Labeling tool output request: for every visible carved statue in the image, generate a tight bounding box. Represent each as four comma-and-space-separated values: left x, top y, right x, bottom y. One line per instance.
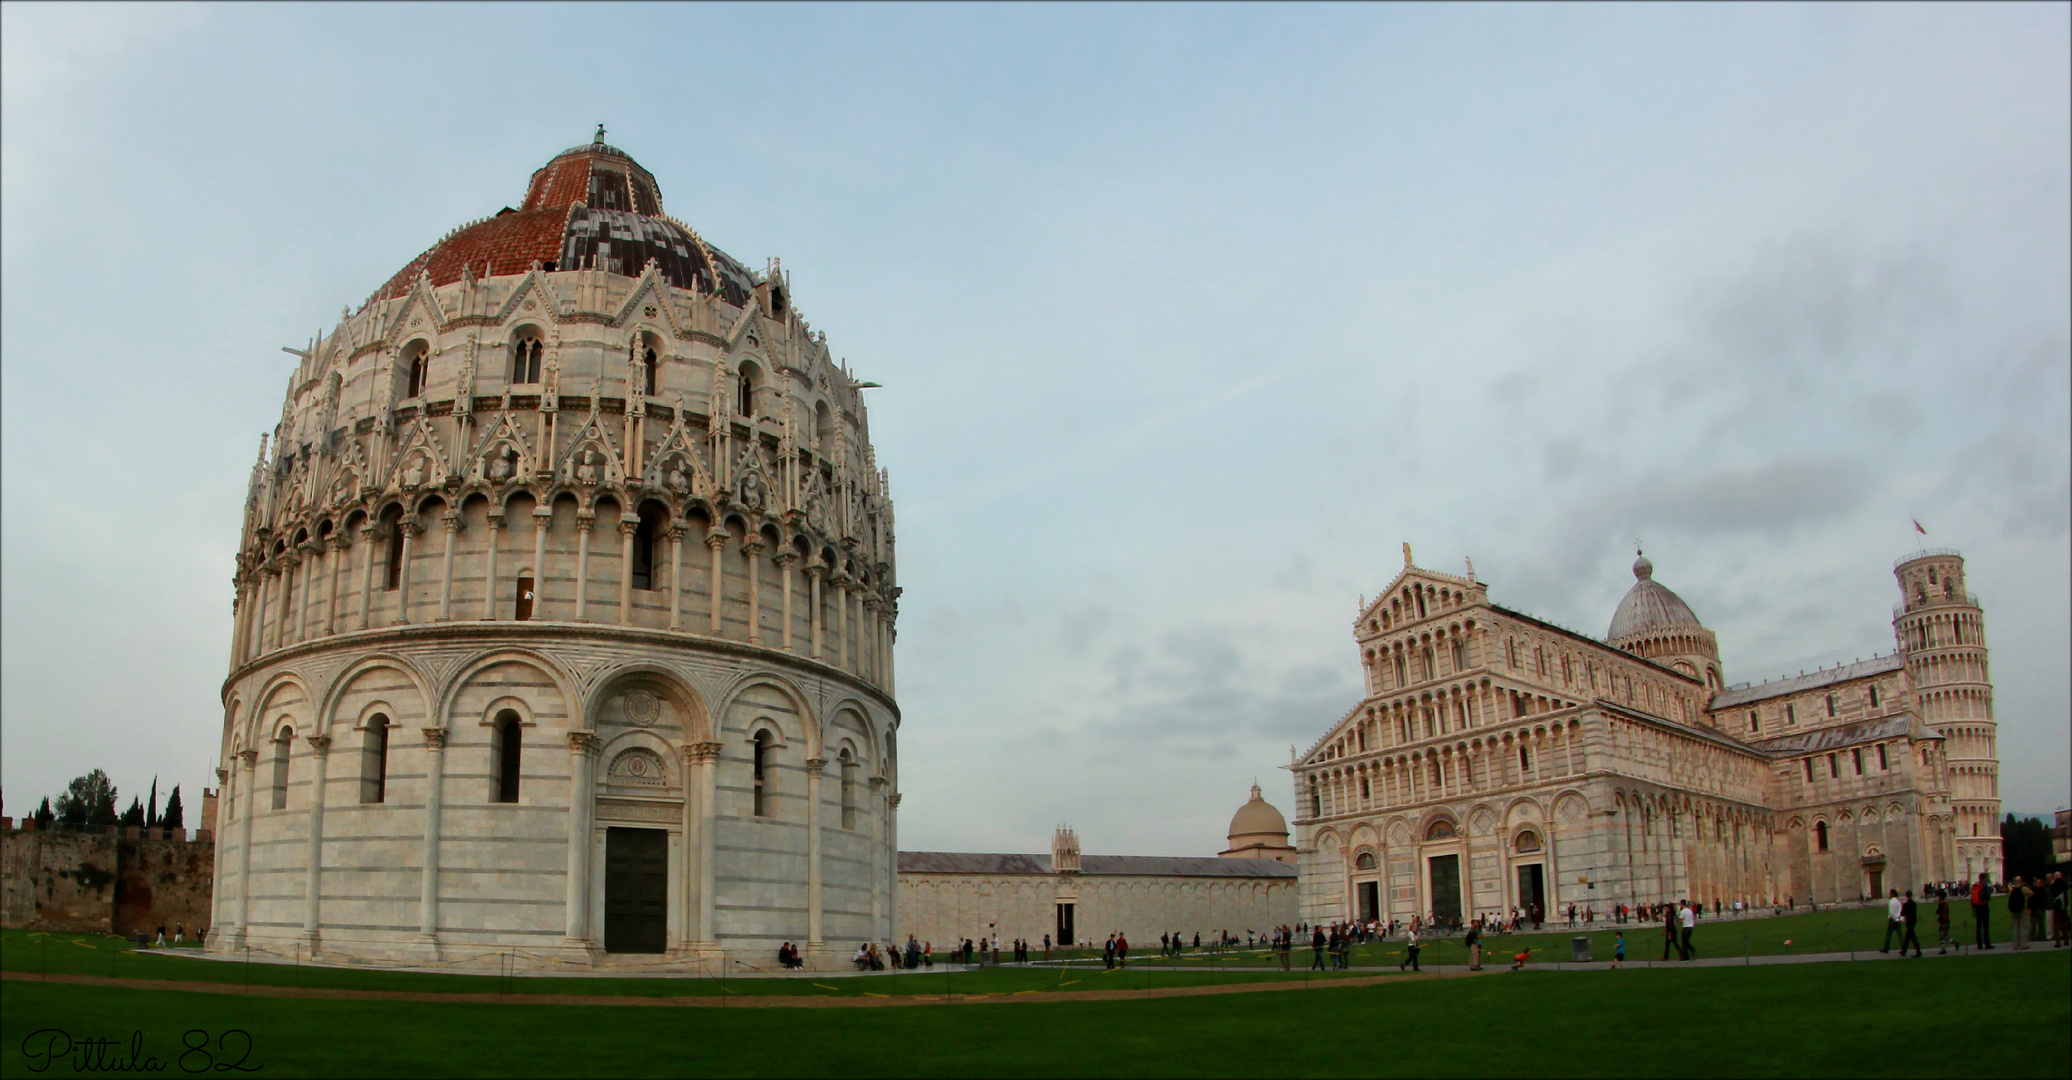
575, 449, 603, 486
664, 455, 694, 496
486, 448, 516, 484
401, 453, 429, 490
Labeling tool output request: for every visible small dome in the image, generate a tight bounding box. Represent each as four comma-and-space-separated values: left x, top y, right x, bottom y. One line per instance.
1607, 550, 1704, 642
1228, 784, 1289, 841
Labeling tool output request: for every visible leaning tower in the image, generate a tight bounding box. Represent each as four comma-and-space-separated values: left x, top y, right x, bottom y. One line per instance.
1892, 550, 2000, 883
211, 135, 902, 969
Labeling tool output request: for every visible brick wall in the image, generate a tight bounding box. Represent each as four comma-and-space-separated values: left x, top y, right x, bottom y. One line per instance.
0, 823, 214, 936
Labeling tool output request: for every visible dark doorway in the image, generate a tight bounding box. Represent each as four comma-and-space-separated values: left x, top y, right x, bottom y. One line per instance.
1429, 854, 1463, 926
1517, 863, 1546, 918
1867, 868, 1883, 899
604, 827, 667, 954
1358, 881, 1380, 923
1055, 902, 1075, 947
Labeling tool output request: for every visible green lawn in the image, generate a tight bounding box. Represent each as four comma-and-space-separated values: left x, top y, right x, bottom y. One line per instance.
3, 949, 2064, 1077
0, 928, 1360, 998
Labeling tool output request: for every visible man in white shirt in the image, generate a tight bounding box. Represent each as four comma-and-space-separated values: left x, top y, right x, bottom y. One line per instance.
1678, 900, 1697, 960
1882, 889, 1906, 951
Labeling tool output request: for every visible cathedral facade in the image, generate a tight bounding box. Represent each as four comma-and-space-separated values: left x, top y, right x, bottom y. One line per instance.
210, 136, 900, 969
1292, 547, 2000, 928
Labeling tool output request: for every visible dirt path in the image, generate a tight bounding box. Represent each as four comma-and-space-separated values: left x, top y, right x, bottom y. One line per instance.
2, 968, 1468, 1008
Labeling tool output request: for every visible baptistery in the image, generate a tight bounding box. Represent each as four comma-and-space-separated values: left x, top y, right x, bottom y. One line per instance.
210, 135, 900, 969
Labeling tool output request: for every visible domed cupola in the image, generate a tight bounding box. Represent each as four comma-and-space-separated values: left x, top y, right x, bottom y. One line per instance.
1221, 784, 1297, 864
364, 127, 757, 309
1607, 551, 1725, 695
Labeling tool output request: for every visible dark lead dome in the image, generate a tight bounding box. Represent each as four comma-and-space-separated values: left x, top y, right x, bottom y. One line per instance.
1607, 552, 1705, 641
364, 138, 756, 309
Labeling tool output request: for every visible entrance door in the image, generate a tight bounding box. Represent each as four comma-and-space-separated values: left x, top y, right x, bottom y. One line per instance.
1428, 854, 1463, 926
1867, 868, 1883, 899
1517, 863, 1546, 919
604, 827, 668, 954
1055, 903, 1075, 947
1358, 881, 1380, 923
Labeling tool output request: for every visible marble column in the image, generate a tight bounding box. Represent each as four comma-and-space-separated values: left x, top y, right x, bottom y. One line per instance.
530, 507, 551, 620
301, 734, 331, 948
693, 740, 722, 945
291, 547, 314, 642
744, 540, 765, 645
324, 533, 349, 636
678, 744, 700, 949
806, 757, 826, 949
256, 567, 275, 653
564, 731, 599, 947
358, 524, 380, 631
394, 521, 420, 625
706, 533, 726, 635
832, 578, 849, 672
617, 516, 638, 624
806, 565, 826, 660
436, 511, 461, 621
481, 512, 503, 619
574, 513, 594, 622
774, 552, 798, 652
667, 526, 686, 632
234, 749, 258, 947
886, 790, 901, 941
419, 727, 447, 950
868, 776, 888, 939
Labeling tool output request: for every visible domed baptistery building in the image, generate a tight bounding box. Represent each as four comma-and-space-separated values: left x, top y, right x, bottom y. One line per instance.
209, 135, 901, 969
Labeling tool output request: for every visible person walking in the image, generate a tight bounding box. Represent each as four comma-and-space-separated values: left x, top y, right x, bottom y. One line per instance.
1311, 926, 1329, 971
2029, 875, 2049, 944
1612, 931, 1626, 969
1899, 890, 1923, 958
1936, 890, 1952, 954
1102, 934, 1116, 969
1399, 928, 1421, 972
1678, 900, 1697, 960
1971, 874, 1994, 949
1465, 921, 1483, 971
1882, 889, 1905, 952
1116, 933, 1130, 968
2009, 877, 2030, 950
1662, 904, 1679, 961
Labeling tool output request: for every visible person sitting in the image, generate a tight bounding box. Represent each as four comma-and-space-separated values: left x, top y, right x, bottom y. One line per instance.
853, 944, 870, 970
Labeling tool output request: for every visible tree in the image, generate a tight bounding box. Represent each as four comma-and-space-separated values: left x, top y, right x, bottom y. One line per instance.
147, 777, 160, 828
33, 797, 55, 827
119, 797, 145, 827
2002, 814, 2056, 881
54, 770, 117, 828
162, 787, 184, 830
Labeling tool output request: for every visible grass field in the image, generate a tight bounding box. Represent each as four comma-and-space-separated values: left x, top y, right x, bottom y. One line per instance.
3, 949, 2065, 1077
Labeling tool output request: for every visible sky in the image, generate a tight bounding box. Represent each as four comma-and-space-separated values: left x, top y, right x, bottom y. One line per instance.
2, 3, 2066, 851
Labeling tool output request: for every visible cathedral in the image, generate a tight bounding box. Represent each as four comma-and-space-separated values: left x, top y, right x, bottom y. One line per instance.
1292, 546, 2001, 928
210, 135, 900, 969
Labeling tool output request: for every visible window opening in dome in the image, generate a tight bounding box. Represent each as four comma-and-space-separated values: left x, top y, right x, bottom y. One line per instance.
752, 730, 773, 817
271, 726, 294, 810
361, 716, 390, 804
494, 711, 522, 803
631, 503, 665, 590
381, 507, 405, 591
737, 368, 757, 418
641, 347, 658, 396
515, 574, 536, 621
402, 342, 430, 400
840, 748, 857, 830
511, 334, 543, 385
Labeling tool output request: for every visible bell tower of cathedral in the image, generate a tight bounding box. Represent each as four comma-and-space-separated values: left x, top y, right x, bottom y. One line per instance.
1893, 550, 2000, 882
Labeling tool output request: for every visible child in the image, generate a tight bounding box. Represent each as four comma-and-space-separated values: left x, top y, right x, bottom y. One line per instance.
1612, 932, 1625, 969
1511, 948, 1531, 971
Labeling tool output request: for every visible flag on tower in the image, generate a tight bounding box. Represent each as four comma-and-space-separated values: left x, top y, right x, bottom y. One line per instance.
1913, 518, 1927, 536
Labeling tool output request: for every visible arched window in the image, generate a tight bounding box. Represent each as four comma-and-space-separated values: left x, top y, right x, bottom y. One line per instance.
1421, 647, 1435, 680
752, 730, 773, 816
1359, 776, 1370, 799
1424, 819, 1455, 841
515, 573, 535, 620
493, 711, 522, 803
511, 334, 543, 384
1514, 830, 1542, 853
1415, 589, 1427, 619
361, 716, 390, 804
737, 369, 756, 417
1869, 684, 1880, 708
271, 726, 294, 810
839, 748, 858, 830
1451, 638, 1466, 670
631, 503, 665, 590
641, 347, 658, 396
404, 344, 429, 400
1393, 654, 1407, 686
381, 506, 405, 590
1815, 821, 1830, 852
1355, 852, 1377, 870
